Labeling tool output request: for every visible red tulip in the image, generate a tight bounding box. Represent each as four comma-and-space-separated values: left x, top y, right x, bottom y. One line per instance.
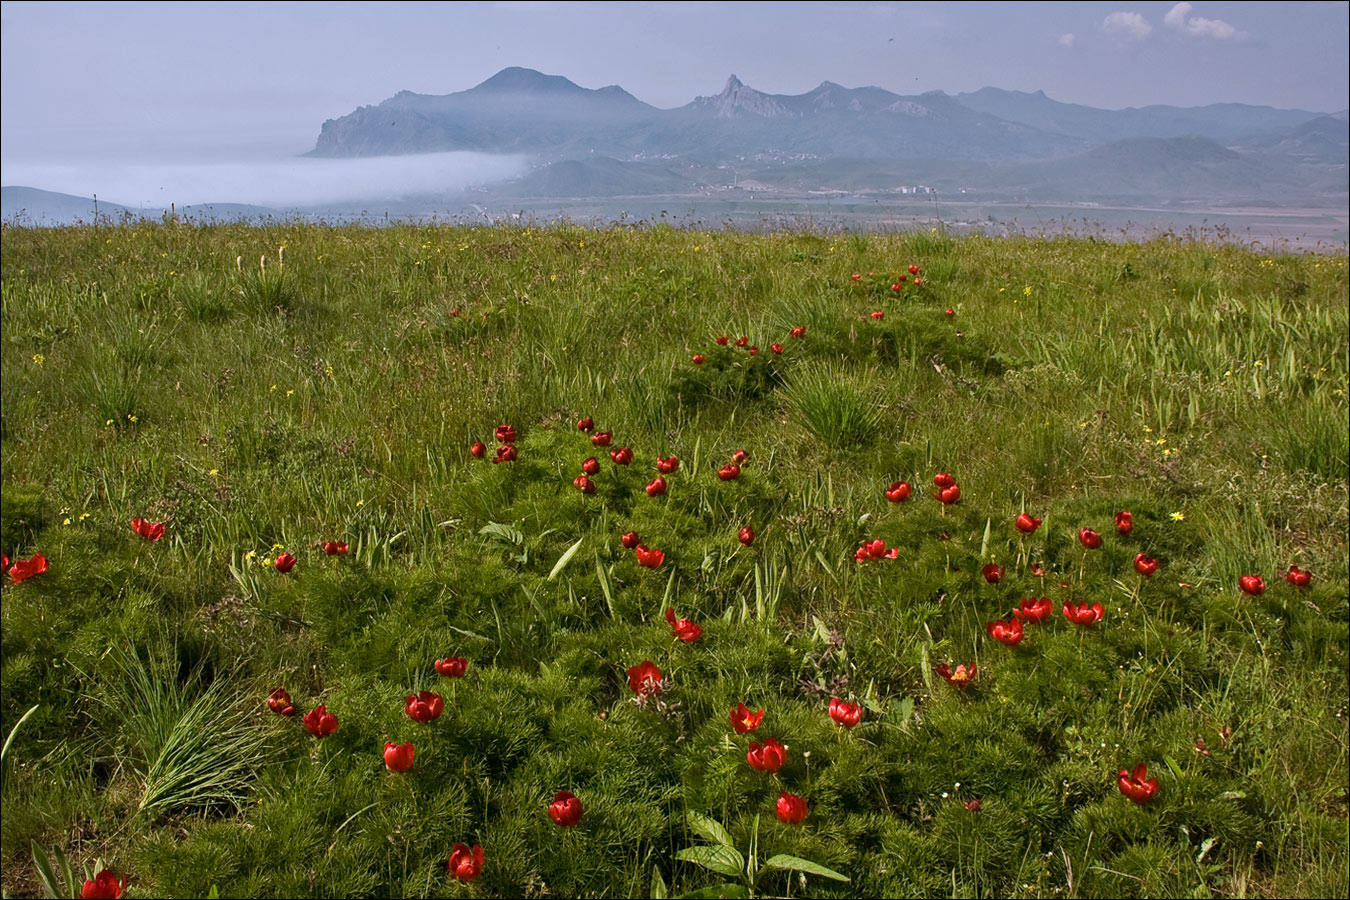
610, 447, 633, 466
405, 691, 444, 723
582, 456, 600, 475
933, 472, 955, 488
1062, 601, 1104, 626
738, 526, 755, 546
747, 737, 787, 773
1133, 553, 1159, 577
80, 870, 125, 900
776, 791, 807, 824
495, 424, 517, 444
548, 790, 583, 828
771, 342, 784, 354
790, 326, 805, 339
302, 704, 338, 737
716, 335, 730, 346
982, 563, 1005, 584
736, 336, 749, 347
1013, 597, 1054, 624
592, 431, 613, 447
732, 448, 750, 465
935, 662, 977, 687
717, 463, 741, 481
621, 531, 640, 550
435, 657, 468, 678
448, 844, 484, 883
577, 417, 594, 432
7, 552, 48, 584
665, 607, 703, 643
1015, 514, 1042, 534
886, 481, 912, 502
130, 517, 166, 541
1078, 529, 1103, 550
635, 545, 664, 569
1114, 511, 1133, 535
692, 354, 706, 365
470, 441, 487, 459
573, 474, 596, 494
267, 687, 296, 717
908, 264, 920, 275
384, 741, 415, 773
1117, 763, 1159, 805
1239, 575, 1265, 596
657, 455, 679, 474
987, 617, 1024, 646
493, 444, 517, 463
1284, 566, 1312, 588
646, 476, 667, 497
828, 697, 862, 729
627, 660, 662, 696
273, 552, 297, 573
935, 485, 961, 505
871, 309, 885, 319
730, 703, 764, 734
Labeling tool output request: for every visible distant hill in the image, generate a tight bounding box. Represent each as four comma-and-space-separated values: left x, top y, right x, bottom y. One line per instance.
1237, 116, 1349, 165
2, 186, 278, 226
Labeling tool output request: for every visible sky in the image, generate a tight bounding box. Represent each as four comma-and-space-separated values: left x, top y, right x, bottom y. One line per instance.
2, 0, 1347, 164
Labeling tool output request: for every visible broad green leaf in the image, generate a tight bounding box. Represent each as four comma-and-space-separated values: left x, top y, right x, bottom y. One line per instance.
677, 845, 745, 879
686, 811, 734, 847
1163, 755, 1184, 779
651, 866, 669, 899
548, 536, 584, 580
762, 853, 850, 882
677, 881, 751, 899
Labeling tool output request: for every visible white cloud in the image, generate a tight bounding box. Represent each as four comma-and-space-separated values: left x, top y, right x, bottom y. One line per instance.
1164, 2, 1246, 40
1102, 11, 1152, 40
1058, 33, 1076, 47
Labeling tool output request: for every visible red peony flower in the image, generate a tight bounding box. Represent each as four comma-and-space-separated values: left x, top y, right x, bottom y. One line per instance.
577, 417, 594, 432
776, 791, 807, 824
448, 844, 484, 883
738, 526, 755, 546
982, 563, 1005, 584
1284, 566, 1312, 588
8, 553, 48, 583
470, 441, 487, 459
935, 484, 961, 505
405, 691, 444, 723
1078, 528, 1103, 549
591, 431, 613, 447
1114, 511, 1133, 534
384, 741, 415, 773
747, 737, 787, 773
885, 481, 912, 502
908, 264, 920, 275
935, 662, 977, 687
548, 790, 583, 828
692, 354, 706, 365
987, 617, 1024, 646
717, 463, 741, 481
1015, 513, 1042, 534
1117, 763, 1159, 805
665, 607, 703, 643
495, 424, 517, 444
1239, 575, 1265, 596
646, 476, 667, 497
1062, 601, 1104, 626
582, 456, 600, 475
302, 704, 338, 737
730, 703, 764, 734
871, 309, 885, 319
130, 517, 165, 541
656, 455, 679, 474
435, 657, 468, 678
771, 342, 784, 354
635, 545, 664, 569
716, 336, 730, 345
790, 327, 805, 339
621, 531, 641, 550
609, 446, 633, 466
828, 697, 862, 729
267, 687, 296, 717
1013, 597, 1054, 624
273, 552, 297, 573
627, 660, 662, 696
493, 444, 517, 463
1133, 553, 1159, 577
322, 540, 349, 556
732, 448, 750, 465
573, 474, 596, 494
80, 870, 125, 900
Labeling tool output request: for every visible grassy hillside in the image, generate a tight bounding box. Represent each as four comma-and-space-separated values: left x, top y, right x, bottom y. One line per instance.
1, 222, 1346, 898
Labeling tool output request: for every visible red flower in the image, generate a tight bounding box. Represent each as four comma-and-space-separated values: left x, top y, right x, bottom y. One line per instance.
1013, 597, 1054, 624
1114, 511, 1133, 534
323, 539, 349, 557
435, 657, 468, 678
1239, 575, 1265, 596
1133, 553, 1159, 577
692, 354, 706, 365
771, 342, 784, 354
627, 660, 662, 696
913, 277, 924, 286
80, 870, 125, 900
748, 346, 759, 356
776, 791, 808, 824
935, 485, 961, 505
885, 481, 912, 502
908, 264, 920, 275
717, 464, 741, 481
493, 444, 517, 464
495, 424, 517, 444
448, 844, 484, 883
302, 704, 338, 737
828, 697, 862, 729
736, 336, 749, 347
665, 607, 703, 642
273, 552, 297, 573
1015, 514, 1042, 534
737, 526, 755, 546
964, 799, 981, 812
871, 309, 885, 319
730, 703, 764, 734
635, 545, 664, 569
657, 455, 679, 474
945, 307, 954, 316
732, 449, 750, 465
789, 326, 805, 339
646, 476, 667, 497
1078, 528, 1103, 550
592, 431, 613, 447
470, 441, 486, 459
130, 517, 165, 541
889, 284, 903, 293
384, 741, 415, 773
548, 790, 583, 828
573, 474, 596, 494
1284, 566, 1312, 588
610, 447, 633, 466
987, 617, 1024, 646
1031, 561, 1046, 577
405, 691, 444, 723
851, 273, 862, 281
621, 531, 641, 549
582, 456, 600, 475
716, 335, 730, 345
1062, 601, 1104, 626
854, 539, 888, 562
8, 552, 48, 584
577, 417, 594, 432
935, 662, 977, 687
1117, 763, 1159, 805
1, 553, 7, 572
747, 738, 787, 773
982, 563, 1005, 584
266, 687, 296, 717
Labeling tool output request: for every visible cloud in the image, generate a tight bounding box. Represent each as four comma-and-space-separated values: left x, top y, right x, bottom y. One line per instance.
1163, 2, 1246, 40
1102, 11, 1152, 40
1058, 33, 1076, 47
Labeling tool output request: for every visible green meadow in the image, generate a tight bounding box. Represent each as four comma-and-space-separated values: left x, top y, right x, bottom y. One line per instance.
1, 222, 1346, 898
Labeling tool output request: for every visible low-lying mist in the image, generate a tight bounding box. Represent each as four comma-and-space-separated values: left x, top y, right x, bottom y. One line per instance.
1, 151, 527, 210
